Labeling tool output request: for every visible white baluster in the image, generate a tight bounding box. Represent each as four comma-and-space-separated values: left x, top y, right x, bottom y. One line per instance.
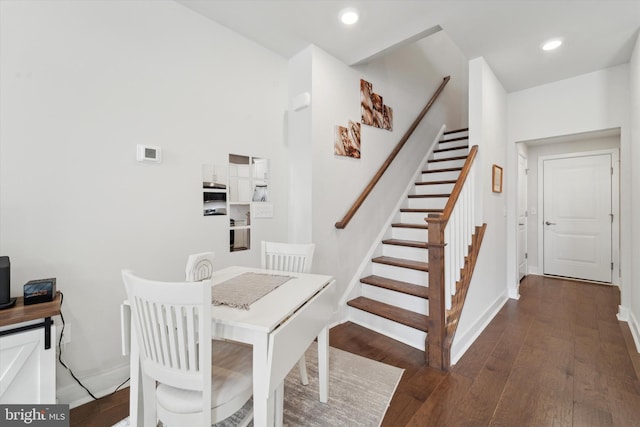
444, 225, 452, 310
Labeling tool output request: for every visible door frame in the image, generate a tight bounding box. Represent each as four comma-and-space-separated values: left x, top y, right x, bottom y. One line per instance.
536, 148, 619, 284
517, 150, 528, 281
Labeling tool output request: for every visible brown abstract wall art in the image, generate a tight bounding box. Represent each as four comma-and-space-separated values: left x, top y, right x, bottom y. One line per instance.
360, 79, 393, 131
334, 120, 361, 158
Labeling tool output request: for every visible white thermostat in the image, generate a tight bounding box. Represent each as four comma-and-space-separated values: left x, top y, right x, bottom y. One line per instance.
137, 144, 162, 163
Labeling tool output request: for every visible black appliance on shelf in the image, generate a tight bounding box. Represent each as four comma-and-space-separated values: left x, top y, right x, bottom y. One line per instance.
0, 256, 16, 309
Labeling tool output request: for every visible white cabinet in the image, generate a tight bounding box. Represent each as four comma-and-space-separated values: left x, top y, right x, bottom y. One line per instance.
228, 164, 252, 203
0, 295, 60, 404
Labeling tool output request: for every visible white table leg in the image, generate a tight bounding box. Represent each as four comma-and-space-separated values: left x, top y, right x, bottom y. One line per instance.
274, 381, 284, 427
298, 356, 309, 385
252, 335, 274, 427
317, 327, 329, 403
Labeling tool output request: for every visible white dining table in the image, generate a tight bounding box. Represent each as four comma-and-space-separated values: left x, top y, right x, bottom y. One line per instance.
122, 266, 337, 427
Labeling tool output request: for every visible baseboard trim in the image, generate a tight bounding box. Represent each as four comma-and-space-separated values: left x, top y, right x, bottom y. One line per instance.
630, 312, 640, 353
57, 363, 130, 408
449, 293, 509, 365
347, 308, 426, 351
619, 306, 640, 353
618, 305, 630, 321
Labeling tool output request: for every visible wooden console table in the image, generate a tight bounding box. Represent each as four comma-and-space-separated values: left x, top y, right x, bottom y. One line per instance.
0, 292, 61, 403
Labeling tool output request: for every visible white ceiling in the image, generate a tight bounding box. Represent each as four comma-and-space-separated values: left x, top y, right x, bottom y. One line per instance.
176, 0, 639, 92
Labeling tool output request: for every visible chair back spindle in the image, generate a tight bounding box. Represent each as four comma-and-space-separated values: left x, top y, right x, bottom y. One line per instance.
261, 241, 315, 273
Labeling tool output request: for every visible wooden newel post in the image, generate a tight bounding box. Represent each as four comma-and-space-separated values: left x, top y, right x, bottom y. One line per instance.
426, 214, 447, 370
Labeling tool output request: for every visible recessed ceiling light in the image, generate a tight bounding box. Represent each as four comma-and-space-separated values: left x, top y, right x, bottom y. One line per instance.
541, 38, 563, 51
339, 8, 359, 25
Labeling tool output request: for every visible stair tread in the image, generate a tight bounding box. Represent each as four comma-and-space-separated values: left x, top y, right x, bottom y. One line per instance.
428, 155, 468, 163
360, 275, 429, 299
423, 167, 463, 174
434, 145, 469, 153
415, 180, 457, 185
440, 135, 469, 143
382, 238, 428, 249
408, 193, 450, 198
391, 222, 429, 229
400, 208, 443, 213
372, 256, 429, 272
347, 296, 429, 332
443, 127, 468, 135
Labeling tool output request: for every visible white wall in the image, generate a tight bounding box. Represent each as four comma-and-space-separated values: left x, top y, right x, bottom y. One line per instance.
509, 65, 630, 142
629, 31, 640, 350
286, 30, 468, 307
287, 48, 313, 243
450, 57, 509, 363
507, 64, 632, 317
0, 0, 289, 404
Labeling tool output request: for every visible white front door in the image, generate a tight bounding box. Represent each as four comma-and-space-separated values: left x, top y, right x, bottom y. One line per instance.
517, 152, 528, 281
543, 154, 612, 282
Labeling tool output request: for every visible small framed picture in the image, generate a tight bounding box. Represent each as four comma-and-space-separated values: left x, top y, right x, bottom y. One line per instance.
492, 164, 503, 193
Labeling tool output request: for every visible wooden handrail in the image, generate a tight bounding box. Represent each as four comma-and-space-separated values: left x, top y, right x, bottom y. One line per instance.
440, 145, 478, 221
335, 76, 451, 229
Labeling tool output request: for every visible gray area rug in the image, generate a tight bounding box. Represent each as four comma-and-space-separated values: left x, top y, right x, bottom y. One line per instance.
113, 343, 403, 427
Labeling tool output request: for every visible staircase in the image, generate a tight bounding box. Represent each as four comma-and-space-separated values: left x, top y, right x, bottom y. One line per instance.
346, 128, 470, 352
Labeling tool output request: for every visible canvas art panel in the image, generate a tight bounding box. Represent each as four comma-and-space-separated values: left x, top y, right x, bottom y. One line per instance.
360, 79, 393, 132
334, 121, 361, 158
371, 93, 384, 128
360, 79, 374, 126
383, 105, 393, 131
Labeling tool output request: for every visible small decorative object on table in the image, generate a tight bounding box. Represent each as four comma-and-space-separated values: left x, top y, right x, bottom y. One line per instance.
23, 278, 57, 305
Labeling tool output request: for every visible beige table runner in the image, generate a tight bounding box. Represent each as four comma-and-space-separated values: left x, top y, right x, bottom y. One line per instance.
212, 272, 293, 310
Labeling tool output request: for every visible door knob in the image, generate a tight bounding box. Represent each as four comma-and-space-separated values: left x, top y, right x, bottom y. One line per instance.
545, 221, 556, 225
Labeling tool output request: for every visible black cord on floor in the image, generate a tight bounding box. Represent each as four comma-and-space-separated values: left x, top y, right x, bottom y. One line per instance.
57, 291, 130, 400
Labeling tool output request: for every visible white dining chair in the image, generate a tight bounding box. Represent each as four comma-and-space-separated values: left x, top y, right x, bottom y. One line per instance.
261, 241, 316, 385
122, 270, 253, 427
185, 252, 215, 282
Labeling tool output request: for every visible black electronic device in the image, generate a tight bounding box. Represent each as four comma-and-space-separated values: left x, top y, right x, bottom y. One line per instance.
0, 256, 16, 309
23, 278, 56, 305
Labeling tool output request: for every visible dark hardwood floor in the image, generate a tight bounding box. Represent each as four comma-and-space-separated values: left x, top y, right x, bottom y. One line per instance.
71, 275, 640, 427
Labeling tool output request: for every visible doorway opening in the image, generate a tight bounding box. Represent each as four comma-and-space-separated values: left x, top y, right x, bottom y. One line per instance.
516, 128, 620, 285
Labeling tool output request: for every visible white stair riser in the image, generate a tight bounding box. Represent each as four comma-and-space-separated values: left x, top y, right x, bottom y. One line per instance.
361, 284, 429, 315
428, 158, 466, 169
442, 131, 468, 140
433, 148, 468, 160
439, 140, 468, 150
348, 308, 426, 351
392, 227, 428, 241
421, 170, 460, 181
414, 183, 455, 195
382, 244, 428, 262
406, 197, 448, 210
372, 263, 428, 286
400, 211, 437, 224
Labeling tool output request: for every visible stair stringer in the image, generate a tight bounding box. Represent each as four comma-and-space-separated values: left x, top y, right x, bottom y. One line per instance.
334, 125, 446, 324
